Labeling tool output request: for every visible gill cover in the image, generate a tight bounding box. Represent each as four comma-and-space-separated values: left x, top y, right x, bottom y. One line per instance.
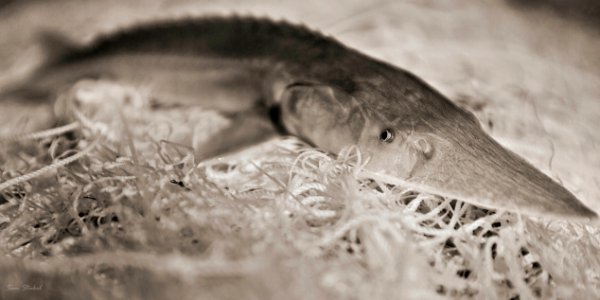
278, 82, 365, 153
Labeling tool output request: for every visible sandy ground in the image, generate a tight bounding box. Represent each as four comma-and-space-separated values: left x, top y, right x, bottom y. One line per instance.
1, 0, 598, 212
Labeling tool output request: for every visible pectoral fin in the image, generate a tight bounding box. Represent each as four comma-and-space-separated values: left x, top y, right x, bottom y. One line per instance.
194, 109, 278, 160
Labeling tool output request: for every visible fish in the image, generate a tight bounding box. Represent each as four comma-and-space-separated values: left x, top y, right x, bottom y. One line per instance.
1, 16, 596, 220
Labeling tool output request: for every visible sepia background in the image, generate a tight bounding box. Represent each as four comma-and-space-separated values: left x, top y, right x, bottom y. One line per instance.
0, 0, 599, 299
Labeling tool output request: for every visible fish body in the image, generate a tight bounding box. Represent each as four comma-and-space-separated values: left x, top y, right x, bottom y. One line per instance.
2, 16, 596, 219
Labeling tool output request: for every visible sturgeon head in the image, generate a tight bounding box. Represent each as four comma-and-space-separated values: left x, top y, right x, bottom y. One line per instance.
278, 57, 597, 220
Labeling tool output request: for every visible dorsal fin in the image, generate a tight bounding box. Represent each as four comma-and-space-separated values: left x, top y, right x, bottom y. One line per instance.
37, 30, 79, 63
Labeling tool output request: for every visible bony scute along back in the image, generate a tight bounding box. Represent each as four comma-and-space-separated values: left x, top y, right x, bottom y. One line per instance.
1, 16, 596, 220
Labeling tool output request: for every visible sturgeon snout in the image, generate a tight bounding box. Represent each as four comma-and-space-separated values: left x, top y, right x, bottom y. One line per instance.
280, 75, 598, 220
366, 126, 598, 219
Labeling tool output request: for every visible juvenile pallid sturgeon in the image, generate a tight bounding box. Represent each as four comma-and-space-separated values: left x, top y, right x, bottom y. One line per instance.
2, 16, 596, 220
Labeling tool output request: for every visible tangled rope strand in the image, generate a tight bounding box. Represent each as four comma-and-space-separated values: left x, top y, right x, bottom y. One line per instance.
0, 121, 80, 143
0, 89, 113, 192
0, 139, 98, 192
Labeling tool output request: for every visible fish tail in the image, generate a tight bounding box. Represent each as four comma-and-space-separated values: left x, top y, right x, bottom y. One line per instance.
1, 28, 78, 101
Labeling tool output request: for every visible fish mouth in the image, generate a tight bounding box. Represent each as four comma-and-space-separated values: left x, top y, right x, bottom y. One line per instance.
370, 128, 598, 220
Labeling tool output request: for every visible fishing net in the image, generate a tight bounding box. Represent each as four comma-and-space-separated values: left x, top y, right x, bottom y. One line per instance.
1, 80, 598, 300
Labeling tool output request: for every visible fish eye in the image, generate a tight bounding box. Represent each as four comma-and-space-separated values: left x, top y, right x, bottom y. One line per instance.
379, 129, 394, 143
